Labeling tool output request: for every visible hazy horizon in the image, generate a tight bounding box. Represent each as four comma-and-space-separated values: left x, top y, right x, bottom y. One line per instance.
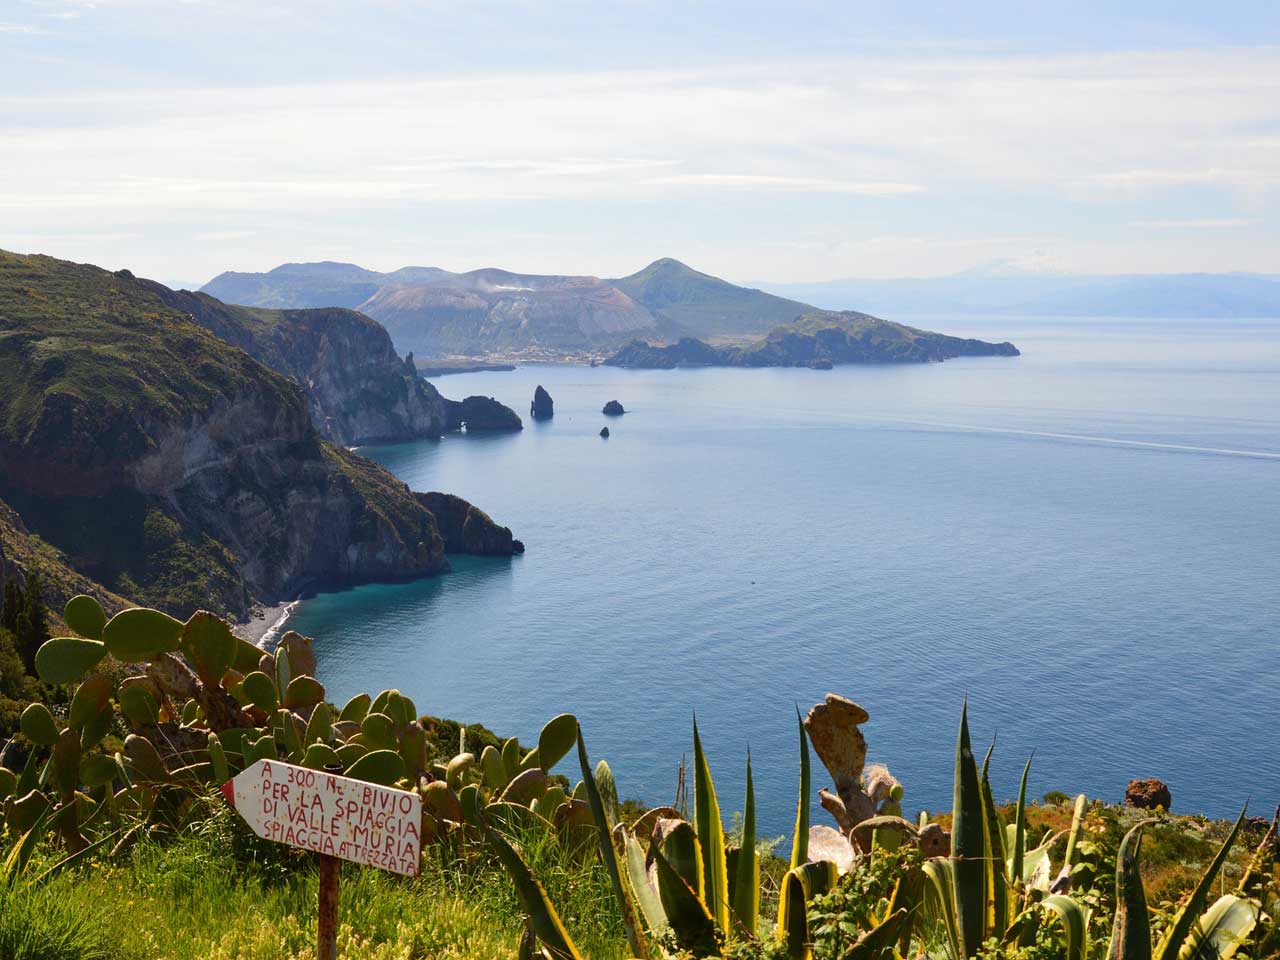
4, 1, 1280, 284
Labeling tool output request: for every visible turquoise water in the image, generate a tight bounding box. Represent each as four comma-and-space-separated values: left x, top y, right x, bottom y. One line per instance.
290, 318, 1280, 834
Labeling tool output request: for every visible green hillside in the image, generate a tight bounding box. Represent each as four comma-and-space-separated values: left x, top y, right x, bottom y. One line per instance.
0, 250, 451, 618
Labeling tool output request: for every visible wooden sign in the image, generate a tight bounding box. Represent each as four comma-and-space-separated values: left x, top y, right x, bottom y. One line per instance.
222, 758, 422, 877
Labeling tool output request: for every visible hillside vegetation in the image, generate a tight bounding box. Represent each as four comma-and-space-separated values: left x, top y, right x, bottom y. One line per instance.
0, 250, 517, 620
1, 597, 1275, 960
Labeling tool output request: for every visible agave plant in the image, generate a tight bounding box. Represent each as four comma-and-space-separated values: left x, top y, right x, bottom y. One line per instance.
482, 702, 923, 960
920, 702, 1097, 960
1108, 809, 1259, 960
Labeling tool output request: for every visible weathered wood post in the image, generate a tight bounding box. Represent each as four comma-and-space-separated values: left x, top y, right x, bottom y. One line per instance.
318, 850, 340, 960
317, 762, 343, 960
221, 758, 423, 960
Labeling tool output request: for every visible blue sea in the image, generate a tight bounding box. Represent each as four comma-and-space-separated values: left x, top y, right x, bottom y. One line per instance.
288, 318, 1280, 835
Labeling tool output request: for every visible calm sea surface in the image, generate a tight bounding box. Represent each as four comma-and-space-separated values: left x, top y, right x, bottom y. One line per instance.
289, 318, 1280, 835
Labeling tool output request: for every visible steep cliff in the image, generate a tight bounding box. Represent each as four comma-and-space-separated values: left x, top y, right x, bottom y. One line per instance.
0, 250, 454, 619
413, 493, 524, 556
143, 285, 452, 446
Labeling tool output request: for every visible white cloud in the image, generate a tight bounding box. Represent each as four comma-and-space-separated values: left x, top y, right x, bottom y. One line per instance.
2, 45, 1278, 277
1130, 218, 1257, 228
643, 174, 924, 195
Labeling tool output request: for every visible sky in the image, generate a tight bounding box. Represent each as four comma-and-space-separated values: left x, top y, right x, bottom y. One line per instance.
2, 1, 1279, 285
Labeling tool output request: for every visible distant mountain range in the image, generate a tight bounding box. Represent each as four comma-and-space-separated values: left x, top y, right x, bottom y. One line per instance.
202, 257, 1280, 360
201, 258, 816, 357
753, 268, 1280, 319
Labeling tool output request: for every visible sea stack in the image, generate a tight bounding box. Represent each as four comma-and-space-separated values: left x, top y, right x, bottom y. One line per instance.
600, 426, 610, 438
602, 400, 625, 416
531, 385, 554, 420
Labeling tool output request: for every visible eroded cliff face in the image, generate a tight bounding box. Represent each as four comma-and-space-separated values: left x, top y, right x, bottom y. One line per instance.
125, 385, 449, 610
148, 286, 451, 446
413, 492, 524, 556
0, 251, 451, 619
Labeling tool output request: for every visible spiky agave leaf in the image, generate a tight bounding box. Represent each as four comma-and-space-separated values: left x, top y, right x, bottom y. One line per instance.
981, 740, 1010, 937
843, 908, 910, 960
620, 825, 668, 934
1108, 820, 1157, 960
923, 856, 962, 960
1153, 807, 1248, 960
482, 819, 585, 960
1010, 752, 1034, 895
652, 840, 720, 957
791, 706, 811, 870
1039, 894, 1090, 960
1177, 894, 1258, 960
952, 700, 988, 959
691, 716, 729, 932
778, 868, 810, 960
576, 727, 648, 959
730, 752, 759, 938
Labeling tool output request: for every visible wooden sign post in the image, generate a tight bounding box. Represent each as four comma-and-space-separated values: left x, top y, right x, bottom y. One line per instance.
222, 759, 422, 960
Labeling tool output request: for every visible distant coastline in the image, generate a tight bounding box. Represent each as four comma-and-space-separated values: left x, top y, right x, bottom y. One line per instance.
416, 360, 518, 377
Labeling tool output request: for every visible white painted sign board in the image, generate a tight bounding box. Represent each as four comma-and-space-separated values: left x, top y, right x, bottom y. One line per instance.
222, 758, 422, 877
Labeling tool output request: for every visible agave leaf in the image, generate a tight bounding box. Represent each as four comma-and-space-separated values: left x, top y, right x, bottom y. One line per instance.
652, 840, 720, 957
843, 907, 909, 960
981, 741, 1010, 937
482, 818, 585, 960
1064, 794, 1087, 868
1022, 829, 1063, 891
691, 716, 729, 932
1109, 820, 1157, 960
1053, 793, 1088, 892
661, 820, 706, 899
923, 856, 962, 960
791, 706, 811, 869
730, 752, 759, 938
622, 825, 668, 934
1153, 808, 1247, 960
886, 867, 924, 953
1177, 894, 1258, 960
1010, 753, 1033, 893
780, 869, 810, 960
1040, 894, 1091, 960
576, 727, 648, 959
952, 700, 988, 959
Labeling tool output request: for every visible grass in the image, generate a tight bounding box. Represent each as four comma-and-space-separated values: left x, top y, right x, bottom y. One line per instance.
1, 796, 628, 960
5, 797, 1266, 960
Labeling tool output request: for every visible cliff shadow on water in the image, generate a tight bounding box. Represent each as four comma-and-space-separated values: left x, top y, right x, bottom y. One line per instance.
289, 554, 519, 668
